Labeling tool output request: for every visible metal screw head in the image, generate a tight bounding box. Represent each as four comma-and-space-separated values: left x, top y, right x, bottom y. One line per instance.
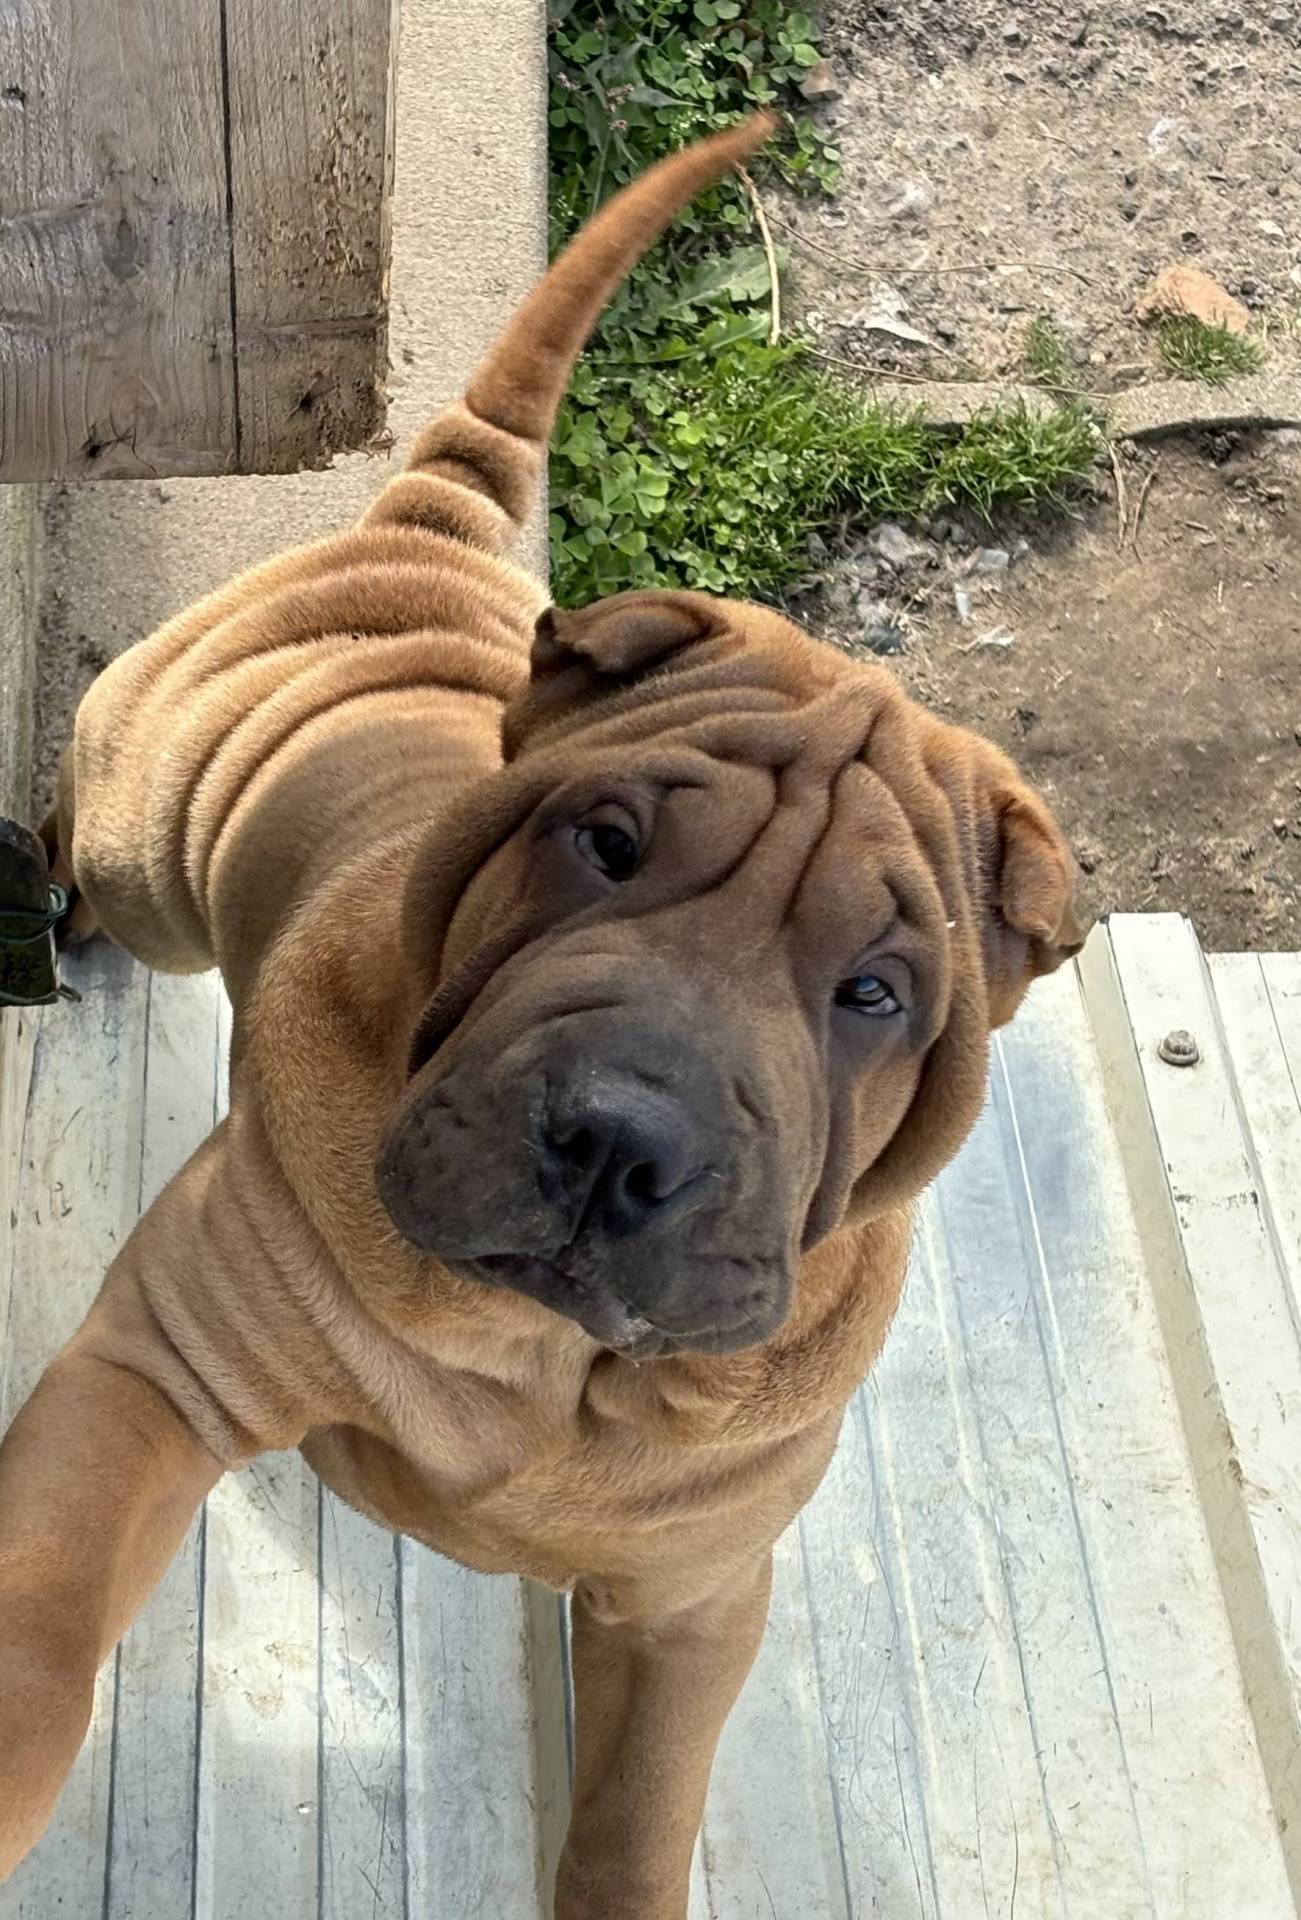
1158, 1029, 1200, 1067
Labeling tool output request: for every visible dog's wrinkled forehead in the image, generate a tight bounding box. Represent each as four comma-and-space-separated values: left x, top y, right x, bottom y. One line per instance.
500, 582, 1081, 990
503, 590, 871, 766
503, 594, 979, 932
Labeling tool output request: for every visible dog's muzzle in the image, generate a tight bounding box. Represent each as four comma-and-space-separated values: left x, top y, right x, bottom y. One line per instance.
375, 1013, 792, 1355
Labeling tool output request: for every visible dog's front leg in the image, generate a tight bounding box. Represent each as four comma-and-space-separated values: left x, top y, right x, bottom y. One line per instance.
0, 1331, 223, 1879
555, 1552, 772, 1920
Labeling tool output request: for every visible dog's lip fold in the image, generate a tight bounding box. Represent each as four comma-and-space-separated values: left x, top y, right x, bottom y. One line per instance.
471, 1252, 674, 1356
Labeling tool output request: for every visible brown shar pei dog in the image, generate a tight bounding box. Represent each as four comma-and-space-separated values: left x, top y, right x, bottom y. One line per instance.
0, 115, 1083, 1913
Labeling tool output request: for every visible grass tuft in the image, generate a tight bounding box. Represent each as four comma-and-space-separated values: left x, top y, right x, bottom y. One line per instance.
1024, 313, 1072, 390
1157, 316, 1263, 387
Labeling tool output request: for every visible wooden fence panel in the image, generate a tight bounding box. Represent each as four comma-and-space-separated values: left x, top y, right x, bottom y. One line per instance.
0, 0, 395, 481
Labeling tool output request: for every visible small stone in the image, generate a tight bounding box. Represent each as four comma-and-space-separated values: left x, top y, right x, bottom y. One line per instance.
1002, 19, 1027, 44
1123, 168, 1139, 187
974, 546, 1011, 573
1012, 536, 1032, 560
1136, 263, 1253, 333
869, 521, 930, 567
867, 624, 907, 657
798, 58, 843, 102
1273, 817, 1289, 836
953, 584, 973, 623
1270, 6, 1297, 28
881, 177, 934, 222
1120, 201, 1140, 222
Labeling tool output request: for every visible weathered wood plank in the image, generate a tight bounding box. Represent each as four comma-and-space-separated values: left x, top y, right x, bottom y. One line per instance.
0, 0, 234, 480
1082, 915, 1301, 1902
107, 970, 225, 1919
0, 0, 395, 482
1210, 952, 1301, 1333
1261, 954, 1301, 1092
400, 1542, 549, 1917
691, 1521, 848, 1920
0, 942, 149, 1917
526, 1581, 574, 1905
318, 1496, 405, 1919
193, 1453, 322, 1920
0, 1008, 37, 1338
223, 0, 396, 472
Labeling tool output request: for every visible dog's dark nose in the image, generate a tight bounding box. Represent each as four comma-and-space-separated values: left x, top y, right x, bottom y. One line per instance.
539, 1070, 709, 1237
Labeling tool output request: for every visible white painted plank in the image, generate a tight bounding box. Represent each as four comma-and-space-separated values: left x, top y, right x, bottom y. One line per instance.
1210, 952, 1301, 1334
193, 1452, 321, 1920
1261, 954, 1301, 1091
108, 970, 225, 1918
1088, 915, 1301, 1890
525, 1580, 572, 1903
401, 1540, 547, 1918
0, 942, 148, 1919
0, 1006, 37, 1351
695, 1524, 849, 1920
319, 1494, 405, 1919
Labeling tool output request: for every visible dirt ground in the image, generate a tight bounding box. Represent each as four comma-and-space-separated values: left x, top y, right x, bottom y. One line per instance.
788, 0, 1301, 947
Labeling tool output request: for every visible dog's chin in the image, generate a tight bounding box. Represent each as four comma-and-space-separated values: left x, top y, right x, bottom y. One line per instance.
461, 1252, 767, 1359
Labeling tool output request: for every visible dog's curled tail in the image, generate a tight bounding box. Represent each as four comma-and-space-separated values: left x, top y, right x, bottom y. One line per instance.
363, 113, 775, 555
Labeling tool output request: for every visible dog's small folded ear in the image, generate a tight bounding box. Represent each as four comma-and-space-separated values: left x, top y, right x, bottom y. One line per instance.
504, 589, 721, 757
985, 782, 1089, 1022
533, 590, 718, 677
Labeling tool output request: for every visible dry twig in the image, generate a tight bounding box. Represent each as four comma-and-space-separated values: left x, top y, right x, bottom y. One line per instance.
805, 346, 949, 386
737, 165, 781, 346
769, 216, 1095, 286
1130, 467, 1157, 556
1109, 444, 1131, 550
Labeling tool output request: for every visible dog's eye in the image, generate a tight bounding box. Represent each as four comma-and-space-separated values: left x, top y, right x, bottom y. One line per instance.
835, 973, 902, 1017
575, 822, 639, 882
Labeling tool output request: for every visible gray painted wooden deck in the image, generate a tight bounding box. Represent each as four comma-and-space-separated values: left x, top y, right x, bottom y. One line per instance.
1, 916, 1297, 1917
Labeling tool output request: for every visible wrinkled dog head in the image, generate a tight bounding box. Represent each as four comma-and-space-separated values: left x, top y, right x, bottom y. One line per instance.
376, 590, 1085, 1357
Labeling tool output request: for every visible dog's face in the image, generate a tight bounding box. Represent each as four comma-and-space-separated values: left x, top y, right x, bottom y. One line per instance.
376, 591, 1084, 1358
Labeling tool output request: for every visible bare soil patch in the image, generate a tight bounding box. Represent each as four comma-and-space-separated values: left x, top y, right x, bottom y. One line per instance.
794, 0, 1301, 947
